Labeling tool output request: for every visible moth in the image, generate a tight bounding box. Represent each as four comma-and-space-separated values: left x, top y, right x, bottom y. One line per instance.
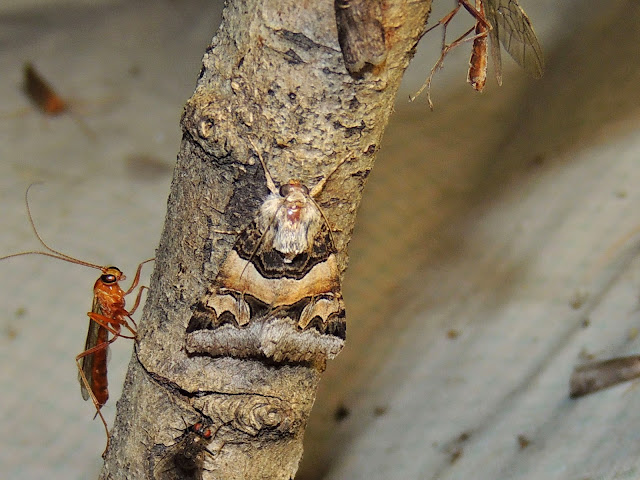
186, 143, 349, 365
414, 0, 544, 108
334, 0, 387, 77
152, 418, 216, 480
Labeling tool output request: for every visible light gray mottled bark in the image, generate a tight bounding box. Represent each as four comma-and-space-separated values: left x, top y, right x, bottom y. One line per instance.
100, 1, 431, 478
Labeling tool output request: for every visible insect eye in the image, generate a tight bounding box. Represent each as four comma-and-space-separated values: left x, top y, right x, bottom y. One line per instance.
203, 428, 213, 439
101, 274, 117, 284
279, 184, 293, 196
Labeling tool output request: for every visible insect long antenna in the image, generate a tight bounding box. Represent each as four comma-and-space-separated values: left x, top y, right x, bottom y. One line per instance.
0, 183, 104, 271
307, 153, 351, 248
310, 197, 338, 250
309, 154, 351, 198
0, 250, 98, 265
248, 138, 278, 194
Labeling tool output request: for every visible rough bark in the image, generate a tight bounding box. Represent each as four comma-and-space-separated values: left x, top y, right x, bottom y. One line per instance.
100, 0, 431, 478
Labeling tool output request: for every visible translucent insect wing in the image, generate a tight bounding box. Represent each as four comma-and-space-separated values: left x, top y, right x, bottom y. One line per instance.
78, 295, 105, 401
483, 0, 503, 85
488, 0, 544, 79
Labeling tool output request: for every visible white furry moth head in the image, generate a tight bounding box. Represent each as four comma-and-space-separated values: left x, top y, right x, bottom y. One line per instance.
258, 180, 324, 262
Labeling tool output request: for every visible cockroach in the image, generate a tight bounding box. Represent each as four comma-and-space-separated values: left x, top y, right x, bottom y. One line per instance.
570, 355, 640, 398
0, 184, 153, 451
22, 63, 96, 139
153, 418, 218, 480
413, 0, 544, 108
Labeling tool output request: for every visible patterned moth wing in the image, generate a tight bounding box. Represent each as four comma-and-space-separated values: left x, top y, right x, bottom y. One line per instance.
186, 146, 348, 364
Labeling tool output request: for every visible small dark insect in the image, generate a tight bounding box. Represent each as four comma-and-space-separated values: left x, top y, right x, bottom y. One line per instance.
517, 434, 531, 450
23, 63, 67, 115
0, 184, 153, 451
570, 355, 640, 398
22, 63, 96, 139
413, 0, 544, 108
334, 404, 351, 422
443, 431, 471, 464
447, 328, 461, 339
372, 405, 388, 417
449, 447, 463, 464
153, 419, 217, 480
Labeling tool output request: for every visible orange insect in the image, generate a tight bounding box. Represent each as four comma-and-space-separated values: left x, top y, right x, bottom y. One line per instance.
23, 63, 67, 115
0, 184, 153, 451
22, 63, 96, 139
467, 0, 490, 91
413, 0, 544, 108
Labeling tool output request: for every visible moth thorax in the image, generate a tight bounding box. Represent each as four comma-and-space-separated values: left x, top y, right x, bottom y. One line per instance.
260, 191, 322, 259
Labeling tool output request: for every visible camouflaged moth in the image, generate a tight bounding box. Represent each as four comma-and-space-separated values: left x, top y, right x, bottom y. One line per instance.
186, 143, 349, 365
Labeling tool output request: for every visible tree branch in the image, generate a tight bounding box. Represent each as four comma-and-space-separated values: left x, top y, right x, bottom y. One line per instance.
100, 0, 431, 478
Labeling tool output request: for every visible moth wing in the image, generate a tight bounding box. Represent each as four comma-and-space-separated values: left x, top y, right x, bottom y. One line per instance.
187, 288, 251, 332
299, 294, 346, 333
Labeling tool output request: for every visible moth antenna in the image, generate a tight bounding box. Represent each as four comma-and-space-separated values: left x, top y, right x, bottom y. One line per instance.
307, 153, 351, 249
248, 138, 278, 194
309, 154, 351, 198
309, 197, 337, 252
0, 183, 104, 271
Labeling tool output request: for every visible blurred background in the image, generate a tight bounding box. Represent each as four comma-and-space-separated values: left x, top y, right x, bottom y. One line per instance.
1, 1, 640, 479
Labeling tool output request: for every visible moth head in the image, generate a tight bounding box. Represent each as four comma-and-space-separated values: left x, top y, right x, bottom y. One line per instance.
279, 180, 309, 197
259, 180, 323, 258
279, 181, 311, 224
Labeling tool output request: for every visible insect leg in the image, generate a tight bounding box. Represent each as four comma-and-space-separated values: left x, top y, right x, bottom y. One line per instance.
75, 339, 116, 454
87, 312, 137, 339
123, 257, 155, 296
